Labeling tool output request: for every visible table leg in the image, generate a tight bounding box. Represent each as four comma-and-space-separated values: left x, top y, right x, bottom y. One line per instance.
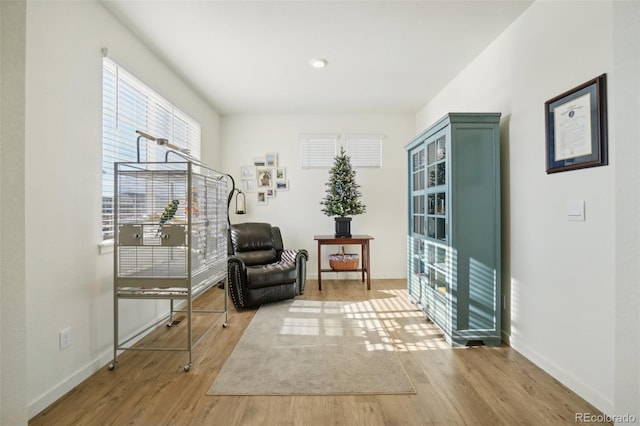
365, 241, 371, 290
317, 240, 322, 291
360, 243, 365, 283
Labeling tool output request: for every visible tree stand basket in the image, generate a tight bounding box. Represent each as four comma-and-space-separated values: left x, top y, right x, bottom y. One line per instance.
329, 246, 359, 271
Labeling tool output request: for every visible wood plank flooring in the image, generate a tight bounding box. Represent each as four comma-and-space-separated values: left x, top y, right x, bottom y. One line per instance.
30, 279, 610, 425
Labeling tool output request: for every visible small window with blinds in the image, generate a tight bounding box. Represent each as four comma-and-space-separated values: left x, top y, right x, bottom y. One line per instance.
300, 134, 338, 169
346, 134, 384, 168
102, 57, 201, 241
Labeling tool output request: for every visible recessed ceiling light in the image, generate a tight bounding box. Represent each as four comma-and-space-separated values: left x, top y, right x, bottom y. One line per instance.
310, 58, 328, 69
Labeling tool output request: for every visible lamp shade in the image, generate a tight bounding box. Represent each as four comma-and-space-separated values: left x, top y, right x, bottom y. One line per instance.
235, 191, 246, 214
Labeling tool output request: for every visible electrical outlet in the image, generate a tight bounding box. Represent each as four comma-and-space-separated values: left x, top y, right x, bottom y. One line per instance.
59, 327, 71, 350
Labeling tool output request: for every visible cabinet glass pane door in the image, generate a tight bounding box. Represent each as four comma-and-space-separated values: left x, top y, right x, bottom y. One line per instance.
423, 133, 449, 297
412, 149, 425, 191
412, 237, 424, 275
426, 134, 447, 242
407, 236, 424, 303
413, 195, 424, 234
411, 148, 426, 235
425, 242, 450, 294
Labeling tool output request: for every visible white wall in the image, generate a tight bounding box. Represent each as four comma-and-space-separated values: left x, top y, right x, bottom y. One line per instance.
416, 0, 634, 416
24, 0, 221, 418
222, 114, 414, 279
1, 1, 28, 424
612, 0, 640, 419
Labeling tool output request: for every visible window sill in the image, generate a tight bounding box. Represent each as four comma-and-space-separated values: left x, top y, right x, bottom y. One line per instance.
98, 239, 114, 255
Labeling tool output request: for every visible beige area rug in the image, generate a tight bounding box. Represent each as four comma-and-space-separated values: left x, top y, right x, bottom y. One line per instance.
208, 299, 416, 395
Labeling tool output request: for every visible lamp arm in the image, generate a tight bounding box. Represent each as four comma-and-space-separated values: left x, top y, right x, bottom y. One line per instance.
226, 174, 236, 226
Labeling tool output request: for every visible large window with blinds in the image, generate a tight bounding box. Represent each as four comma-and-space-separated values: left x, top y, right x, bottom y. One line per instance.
102, 57, 201, 240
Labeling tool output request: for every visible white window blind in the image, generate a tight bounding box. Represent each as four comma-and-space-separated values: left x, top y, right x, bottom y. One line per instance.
346, 134, 384, 168
102, 57, 201, 240
300, 134, 338, 169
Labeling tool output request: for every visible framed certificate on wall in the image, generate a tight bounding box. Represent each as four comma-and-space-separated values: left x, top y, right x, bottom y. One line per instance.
545, 74, 608, 174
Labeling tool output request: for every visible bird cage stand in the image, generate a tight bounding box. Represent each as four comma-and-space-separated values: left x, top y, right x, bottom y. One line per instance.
109, 158, 229, 372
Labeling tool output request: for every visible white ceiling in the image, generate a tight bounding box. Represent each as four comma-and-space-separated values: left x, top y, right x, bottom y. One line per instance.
102, 0, 533, 115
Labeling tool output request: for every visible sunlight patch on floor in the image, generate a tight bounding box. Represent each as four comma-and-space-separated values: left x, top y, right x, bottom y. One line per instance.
278, 288, 450, 351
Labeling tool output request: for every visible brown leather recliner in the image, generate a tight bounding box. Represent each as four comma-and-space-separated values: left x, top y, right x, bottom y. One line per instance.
227, 222, 308, 309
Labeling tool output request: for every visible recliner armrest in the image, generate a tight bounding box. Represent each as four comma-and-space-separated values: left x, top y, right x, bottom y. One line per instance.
227, 256, 248, 284
227, 255, 249, 308
280, 248, 309, 264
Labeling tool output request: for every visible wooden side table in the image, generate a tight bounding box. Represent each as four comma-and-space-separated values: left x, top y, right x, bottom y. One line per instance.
314, 235, 374, 291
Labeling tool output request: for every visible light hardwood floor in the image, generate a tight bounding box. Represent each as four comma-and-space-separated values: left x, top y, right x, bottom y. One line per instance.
30, 279, 610, 425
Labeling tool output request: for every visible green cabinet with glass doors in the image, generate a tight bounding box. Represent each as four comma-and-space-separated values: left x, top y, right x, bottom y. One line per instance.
406, 113, 501, 346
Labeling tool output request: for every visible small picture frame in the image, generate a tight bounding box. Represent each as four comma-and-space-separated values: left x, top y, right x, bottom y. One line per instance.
257, 191, 268, 205
253, 156, 266, 167
276, 167, 286, 180
257, 168, 274, 188
266, 188, 275, 198
240, 165, 256, 180
265, 152, 278, 168
276, 180, 289, 191
545, 74, 608, 174
244, 180, 256, 192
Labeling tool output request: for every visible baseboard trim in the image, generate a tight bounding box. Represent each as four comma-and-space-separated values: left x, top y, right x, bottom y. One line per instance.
28, 348, 113, 419
27, 311, 174, 419
509, 335, 614, 417
501, 329, 511, 346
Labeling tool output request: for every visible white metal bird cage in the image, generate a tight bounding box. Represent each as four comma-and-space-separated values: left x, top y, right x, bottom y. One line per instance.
110, 159, 229, 372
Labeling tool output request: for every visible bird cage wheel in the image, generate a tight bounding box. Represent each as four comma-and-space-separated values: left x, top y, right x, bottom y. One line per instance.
108, 363, 116, 371
184, 364, 191, 372
222, 322, 228, 328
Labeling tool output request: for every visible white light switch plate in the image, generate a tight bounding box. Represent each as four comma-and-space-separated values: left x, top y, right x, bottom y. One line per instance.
566, 200, 585, 221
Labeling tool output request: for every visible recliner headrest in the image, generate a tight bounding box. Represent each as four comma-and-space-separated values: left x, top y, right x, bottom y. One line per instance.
231, 222, 274, 253
230, 222, 277, 266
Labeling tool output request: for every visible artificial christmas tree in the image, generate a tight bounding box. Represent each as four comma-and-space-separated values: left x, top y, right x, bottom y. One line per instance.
320, 147, 366, 237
